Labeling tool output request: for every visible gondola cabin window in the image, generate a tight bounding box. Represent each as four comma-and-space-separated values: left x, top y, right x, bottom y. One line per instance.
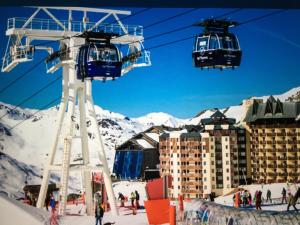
88, 47, 118, 62
209, 35, 219, 50
196, 36, 209, 51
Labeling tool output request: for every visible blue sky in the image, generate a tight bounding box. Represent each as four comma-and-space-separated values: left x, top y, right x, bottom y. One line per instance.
0, 7, 299, 118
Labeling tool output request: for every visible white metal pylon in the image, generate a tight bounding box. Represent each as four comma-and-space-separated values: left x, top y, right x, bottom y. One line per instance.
2, 7, 151, 216
37, 36, 118, 216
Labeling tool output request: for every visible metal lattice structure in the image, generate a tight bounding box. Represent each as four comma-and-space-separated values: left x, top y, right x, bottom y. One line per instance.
1, 7, 151, 216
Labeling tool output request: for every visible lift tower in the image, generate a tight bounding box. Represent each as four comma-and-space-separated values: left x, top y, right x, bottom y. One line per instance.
2, 7, 151, 216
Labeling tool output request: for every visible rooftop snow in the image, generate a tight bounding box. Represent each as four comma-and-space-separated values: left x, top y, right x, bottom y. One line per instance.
144, 132, 159, 142
135, 139, 155, 149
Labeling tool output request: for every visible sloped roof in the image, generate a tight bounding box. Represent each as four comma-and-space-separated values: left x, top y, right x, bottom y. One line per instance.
135, 139, 155, 149
201, 110, 236, 125
244, 97, 300, 123
144, 132, 160, 142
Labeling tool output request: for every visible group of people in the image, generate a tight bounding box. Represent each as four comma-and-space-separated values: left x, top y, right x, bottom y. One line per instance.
233, 190, 253, 208
118, 190, 140, 209
233, 186, 300, 212
25, 191, 37, 206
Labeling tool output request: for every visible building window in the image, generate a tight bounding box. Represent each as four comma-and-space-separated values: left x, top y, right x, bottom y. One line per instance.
211, 153, 214, 157
212, 177, 215, 181
204, 185, 207, 190
227, 176, 230, 181
211, 169, 214, 173
212, 185, 215, 189
211, 161, 214, 165
225, 145, 228, 149
178, 186, 180, 189
226, 169, 229, 173
204, 161, 206, 166
204, 169, 206, 174
226, 161, 229, 165
204, 177, 207, 181
226, 153, 229, 157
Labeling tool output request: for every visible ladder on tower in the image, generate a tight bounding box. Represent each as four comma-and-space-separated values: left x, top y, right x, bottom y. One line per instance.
59, 136, 72, 215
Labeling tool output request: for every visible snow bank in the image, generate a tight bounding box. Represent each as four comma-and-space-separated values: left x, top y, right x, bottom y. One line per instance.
0, 193, 50, 225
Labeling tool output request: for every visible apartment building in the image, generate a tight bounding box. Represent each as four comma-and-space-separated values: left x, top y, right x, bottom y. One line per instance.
159, 111, 247, 198
244, 96, 300, 183
160, 129, 203, 199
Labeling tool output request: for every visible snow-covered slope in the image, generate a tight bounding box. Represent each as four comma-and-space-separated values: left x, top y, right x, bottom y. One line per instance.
0, 152, 41, 199
251, 87, 300, 102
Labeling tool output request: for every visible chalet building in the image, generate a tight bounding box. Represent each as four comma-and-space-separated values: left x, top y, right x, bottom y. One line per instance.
113, 125, 179, 181
243, 96, 300, 184
159, 111, 247, 199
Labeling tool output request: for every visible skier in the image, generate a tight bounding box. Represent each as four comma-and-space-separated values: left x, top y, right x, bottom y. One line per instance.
266, 189, 272, 203
95, 203, 104, 225
135, 190, 140, 209
282, 187, 287, 204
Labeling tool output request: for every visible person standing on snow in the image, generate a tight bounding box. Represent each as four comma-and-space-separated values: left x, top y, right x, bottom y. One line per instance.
95, 203, 104, 225
118, 192, 125, 207
266, 189, 272, 203
282, 187, 287, 204
255, 190, 262, 210
130, 191, 136, 208
135, 190, 140, 209
287, 193, 298, 212
50, 194, 56, 213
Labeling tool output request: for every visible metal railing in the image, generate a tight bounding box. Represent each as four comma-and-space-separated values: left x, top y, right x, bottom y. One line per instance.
1, 45, 33, 72
7, 17, 143, 37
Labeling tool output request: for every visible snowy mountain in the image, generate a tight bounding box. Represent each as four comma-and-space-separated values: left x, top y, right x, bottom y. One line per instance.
0, 86, 299, 197
132, 112, 184, 128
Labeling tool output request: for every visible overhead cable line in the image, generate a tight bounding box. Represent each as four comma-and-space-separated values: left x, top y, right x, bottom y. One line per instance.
145, 8, 243, 41
0, 75, 61, 120
146, 9, 288, 50
0, 58, 46, 93
239, 9, 286, 25
143, 8, 198, 29
7, 96, 61, 132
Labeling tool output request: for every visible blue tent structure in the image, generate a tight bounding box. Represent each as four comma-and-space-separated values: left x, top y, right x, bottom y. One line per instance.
112, 126, 178, 181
